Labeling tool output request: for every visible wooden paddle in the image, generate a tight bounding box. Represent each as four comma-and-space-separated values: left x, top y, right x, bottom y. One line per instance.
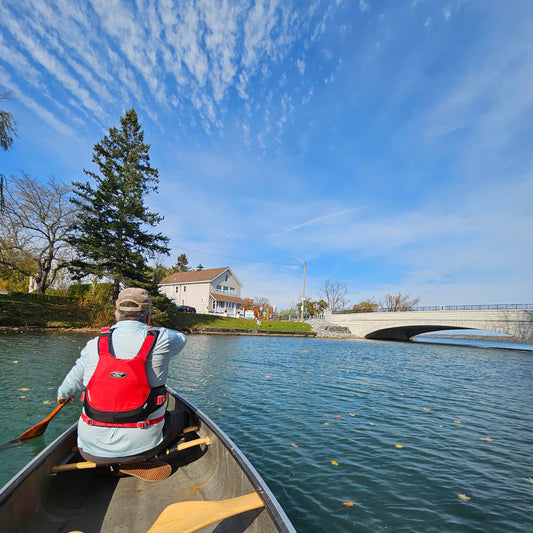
17, 402, 66, 441
146, 492, 265, 533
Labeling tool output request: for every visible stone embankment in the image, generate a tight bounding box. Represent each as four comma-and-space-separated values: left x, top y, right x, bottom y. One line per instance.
306, 319, 356, 339
196, 327, 316, 337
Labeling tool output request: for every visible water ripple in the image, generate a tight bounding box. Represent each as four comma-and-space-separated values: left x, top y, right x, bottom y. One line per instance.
1, 332, 532, 532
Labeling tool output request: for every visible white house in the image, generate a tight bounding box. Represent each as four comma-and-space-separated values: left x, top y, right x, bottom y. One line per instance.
158, 267, 245, 317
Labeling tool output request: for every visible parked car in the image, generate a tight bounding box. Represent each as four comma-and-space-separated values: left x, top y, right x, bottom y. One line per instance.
177, 305, 196, 313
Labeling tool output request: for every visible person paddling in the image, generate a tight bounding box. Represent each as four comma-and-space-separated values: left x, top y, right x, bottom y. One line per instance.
57, 287, 188, 465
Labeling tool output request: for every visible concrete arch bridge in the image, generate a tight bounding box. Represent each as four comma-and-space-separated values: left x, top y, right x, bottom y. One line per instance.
324, 307, 533, 342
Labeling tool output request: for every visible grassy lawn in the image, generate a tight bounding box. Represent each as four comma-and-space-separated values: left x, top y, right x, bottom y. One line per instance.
0, 293, 93, 328
0, 293, 312, 333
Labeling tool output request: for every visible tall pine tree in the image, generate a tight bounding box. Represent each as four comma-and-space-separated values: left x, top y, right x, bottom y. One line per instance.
69, 108, 169, 300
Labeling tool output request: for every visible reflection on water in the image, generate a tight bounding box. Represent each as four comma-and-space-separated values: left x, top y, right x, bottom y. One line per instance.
1, 331, 532, 532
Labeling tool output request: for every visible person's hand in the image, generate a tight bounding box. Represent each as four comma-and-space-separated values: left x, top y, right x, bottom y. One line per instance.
57, 396, 75, 404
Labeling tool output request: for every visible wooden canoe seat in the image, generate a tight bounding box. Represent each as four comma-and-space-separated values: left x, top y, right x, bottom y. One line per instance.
147, 492, 265, 533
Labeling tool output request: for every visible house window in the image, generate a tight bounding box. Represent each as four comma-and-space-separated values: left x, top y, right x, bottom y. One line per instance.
230, 287, 235, 295
175, 287, 179, 293
225, 274, 228, 281
183, 286, 186, 292
222, 285, 229, 292
216, 284, 222, 291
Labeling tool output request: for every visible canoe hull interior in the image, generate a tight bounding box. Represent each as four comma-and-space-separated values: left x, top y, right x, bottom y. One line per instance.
0, 389, 294, 533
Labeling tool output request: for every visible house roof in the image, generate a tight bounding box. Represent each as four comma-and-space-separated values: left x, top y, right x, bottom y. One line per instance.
159, 267, 229, 285
210, 293, 244, 304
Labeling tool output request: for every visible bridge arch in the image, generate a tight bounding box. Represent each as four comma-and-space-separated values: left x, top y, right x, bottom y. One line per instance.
325, 309, 533, 342
365, 325, 472, 341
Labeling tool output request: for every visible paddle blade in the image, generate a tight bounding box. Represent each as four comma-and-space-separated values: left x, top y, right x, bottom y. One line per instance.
17, 403, 66, 441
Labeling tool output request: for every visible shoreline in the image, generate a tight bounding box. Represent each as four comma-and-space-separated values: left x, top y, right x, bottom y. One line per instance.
0, 325, 317, 337
1, 326, 529, 343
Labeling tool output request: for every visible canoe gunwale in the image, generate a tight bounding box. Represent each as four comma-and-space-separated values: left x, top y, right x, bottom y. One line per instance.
0, 422, 77, 507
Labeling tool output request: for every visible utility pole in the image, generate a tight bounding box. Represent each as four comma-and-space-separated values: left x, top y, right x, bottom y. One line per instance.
291, 257, 307, 322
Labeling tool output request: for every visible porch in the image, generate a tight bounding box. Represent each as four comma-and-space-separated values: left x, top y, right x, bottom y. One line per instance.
209, 293, 244, 318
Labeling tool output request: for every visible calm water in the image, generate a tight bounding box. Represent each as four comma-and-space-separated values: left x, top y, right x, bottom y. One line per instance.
1, 331, 532, 532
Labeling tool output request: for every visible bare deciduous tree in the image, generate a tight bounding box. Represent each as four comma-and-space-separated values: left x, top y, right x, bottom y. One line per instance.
0, 173, 77, 293
379, 293, 420, 311
321, 279, 349, 312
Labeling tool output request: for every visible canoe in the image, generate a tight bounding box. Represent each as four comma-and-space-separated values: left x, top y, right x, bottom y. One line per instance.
0, 387, 295, 533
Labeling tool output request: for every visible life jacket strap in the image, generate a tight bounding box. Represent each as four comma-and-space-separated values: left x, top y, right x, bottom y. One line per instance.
81, 412, 165, 428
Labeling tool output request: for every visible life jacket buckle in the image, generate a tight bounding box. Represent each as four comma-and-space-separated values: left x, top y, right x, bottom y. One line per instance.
136, 421, 147, 429
155, 394, 166, 405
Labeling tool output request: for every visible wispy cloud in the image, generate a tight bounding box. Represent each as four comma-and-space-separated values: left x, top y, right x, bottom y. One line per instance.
0, 0, 343, 145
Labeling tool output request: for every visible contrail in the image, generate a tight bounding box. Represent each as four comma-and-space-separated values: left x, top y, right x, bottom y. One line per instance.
268, 206, 363, 237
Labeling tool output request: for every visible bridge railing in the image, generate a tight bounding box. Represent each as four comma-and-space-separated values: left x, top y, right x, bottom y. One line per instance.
336, 304, 533, 314
410, 304, 533, 312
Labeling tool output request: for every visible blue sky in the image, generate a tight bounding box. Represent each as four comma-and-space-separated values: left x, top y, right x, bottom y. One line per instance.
1, 0, 532, 310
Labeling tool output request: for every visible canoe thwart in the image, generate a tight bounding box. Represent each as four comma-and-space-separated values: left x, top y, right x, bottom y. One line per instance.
173, 435, 211, 452
51, 437, 211, 474
147, 492, 265, 533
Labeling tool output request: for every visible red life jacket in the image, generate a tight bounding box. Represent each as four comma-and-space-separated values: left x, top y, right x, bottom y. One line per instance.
81, 327, 167, 428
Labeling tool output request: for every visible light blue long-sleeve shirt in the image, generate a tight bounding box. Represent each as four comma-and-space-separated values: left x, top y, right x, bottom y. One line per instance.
57, 320, 187, 459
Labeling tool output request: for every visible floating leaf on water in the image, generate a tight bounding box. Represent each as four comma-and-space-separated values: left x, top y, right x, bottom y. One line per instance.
13, 360, 18, 364
454, 420, 461, 424
334, 415, 341, 418
395, 444, 403, 449
343, 501, 355, 507
18, 387, 32, 392
331, 461, 339, 466
369, 422, 375, 426
43, 400, 54, 405
423, 407, 431, 411
291, 442, 298, 448
349, 413, 355, 417
480, 437, 492, 443
527, 477, 533, 484
323, 422, 329, 426
457, 493, 470, 501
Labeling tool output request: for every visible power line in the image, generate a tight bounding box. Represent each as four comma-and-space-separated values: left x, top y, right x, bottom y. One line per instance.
174, 246, 295, 267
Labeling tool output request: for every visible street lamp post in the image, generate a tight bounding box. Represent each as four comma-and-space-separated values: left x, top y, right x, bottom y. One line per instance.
291, 257, 306, 322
